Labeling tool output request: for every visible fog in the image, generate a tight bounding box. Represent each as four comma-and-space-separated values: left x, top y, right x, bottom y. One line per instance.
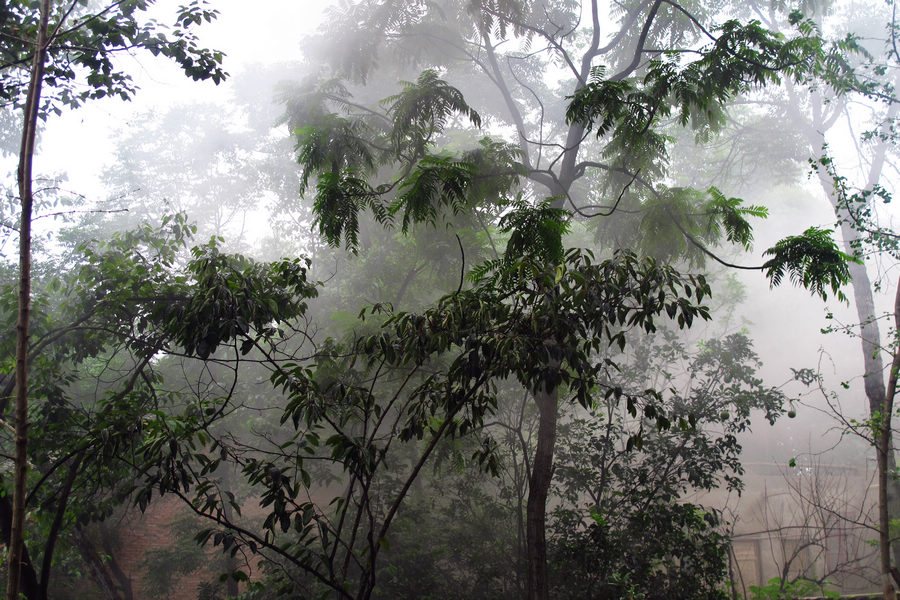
2, 0, 899, 599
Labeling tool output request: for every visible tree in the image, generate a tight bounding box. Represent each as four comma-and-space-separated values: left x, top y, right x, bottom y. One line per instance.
549, 331, 784, 600
282, 2, 856, 597
134, 243, 712, 600
10, 2, 51, 596
1, 1, 225, 597
338, 321, 783, 600
0, 3, 865, 598
715, 3, 900, 596
0, 213, 318, 598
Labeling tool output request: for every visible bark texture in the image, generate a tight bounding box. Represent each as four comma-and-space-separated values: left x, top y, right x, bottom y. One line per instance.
72, 527, 130, 600
526, 384, 558, 600
0, 487, 40, 599
9, 1, 50, 598
879, 277, 900, 600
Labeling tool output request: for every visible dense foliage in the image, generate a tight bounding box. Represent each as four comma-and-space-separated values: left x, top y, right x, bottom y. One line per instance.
3, 0, 894, 599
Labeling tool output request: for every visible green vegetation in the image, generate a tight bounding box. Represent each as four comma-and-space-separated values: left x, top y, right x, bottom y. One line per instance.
0, 1, 898, 599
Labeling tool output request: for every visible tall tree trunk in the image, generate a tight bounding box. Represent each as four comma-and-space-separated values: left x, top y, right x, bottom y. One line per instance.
9, 2, 50, 599
0, 484, 40, 599
72, 527, 128, 600
526, 383, 558, 600
220, 466, 240, 598
96, 524, 134, 600
878, 277, 900, 600
830, 192, 900, 582
809, 107, 900, 565
39, 450, 84, 600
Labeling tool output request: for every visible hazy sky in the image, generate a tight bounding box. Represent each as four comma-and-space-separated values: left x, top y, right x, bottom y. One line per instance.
39, 0, 329, 195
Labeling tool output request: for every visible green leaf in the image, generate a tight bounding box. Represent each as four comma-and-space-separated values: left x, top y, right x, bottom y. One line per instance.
762, 227, 857, 302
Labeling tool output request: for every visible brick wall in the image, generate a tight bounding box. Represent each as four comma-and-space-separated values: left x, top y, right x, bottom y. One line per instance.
88, 497, 227, 600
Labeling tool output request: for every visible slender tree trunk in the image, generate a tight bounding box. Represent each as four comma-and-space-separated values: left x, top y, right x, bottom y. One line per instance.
220, 466, 240, 598
809, 110, 900, 565
514, 411, 528, 595
878, 277, 900, 600
0, 485, 40, 599
526, 382, 558, 600
9, 2, 50, 599
71, 527, 127, 600
39, 450, 84, 600
822, 167, 900, 526
96, 524, 134, 600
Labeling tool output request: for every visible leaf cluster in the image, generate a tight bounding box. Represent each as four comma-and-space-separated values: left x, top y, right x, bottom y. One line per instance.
567, 18, 834, 173
762, 226, 856, 302
139, 244, 712, 599
0, 0, 227, 114
468, 197, 571, 284
385, 247, 711, 414
812, 152, 900, 262
547, 329, 785, 599
289, 70, 520, 251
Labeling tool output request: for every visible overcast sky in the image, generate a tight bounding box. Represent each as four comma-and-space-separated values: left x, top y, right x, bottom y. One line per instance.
38, 0, 329, 196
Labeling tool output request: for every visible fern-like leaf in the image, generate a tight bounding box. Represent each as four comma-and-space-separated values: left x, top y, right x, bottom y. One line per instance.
500, 198, 571, 266
295, 114, 377, 193
762, 227, 857, 302
391, 156, 475, 232
705, 186, 768, 250
313, 171, 377, 251
384, 69, 481, 158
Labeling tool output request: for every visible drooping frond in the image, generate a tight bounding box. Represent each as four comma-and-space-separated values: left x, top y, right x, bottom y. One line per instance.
391, 155, 476, 232
566, 75, 633, 138
465, 0, 525, 38
500, 198, 571, 266
566, 73, 670, 177
637, 187, 768, 265
312, 171, 381, 251
638, 188, 699, 263
279, 76, 353, 132
460, 137, 526, 206
467, 199, 571, 285
703, 187, 768, 250
295, 114, 379, 193
762, 227, 856, 302
288, 71, 500, 252
318, 0, 431, 82
383, 69, 482, 158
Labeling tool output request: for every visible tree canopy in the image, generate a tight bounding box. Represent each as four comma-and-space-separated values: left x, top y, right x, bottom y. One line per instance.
2, 1, 894, 599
